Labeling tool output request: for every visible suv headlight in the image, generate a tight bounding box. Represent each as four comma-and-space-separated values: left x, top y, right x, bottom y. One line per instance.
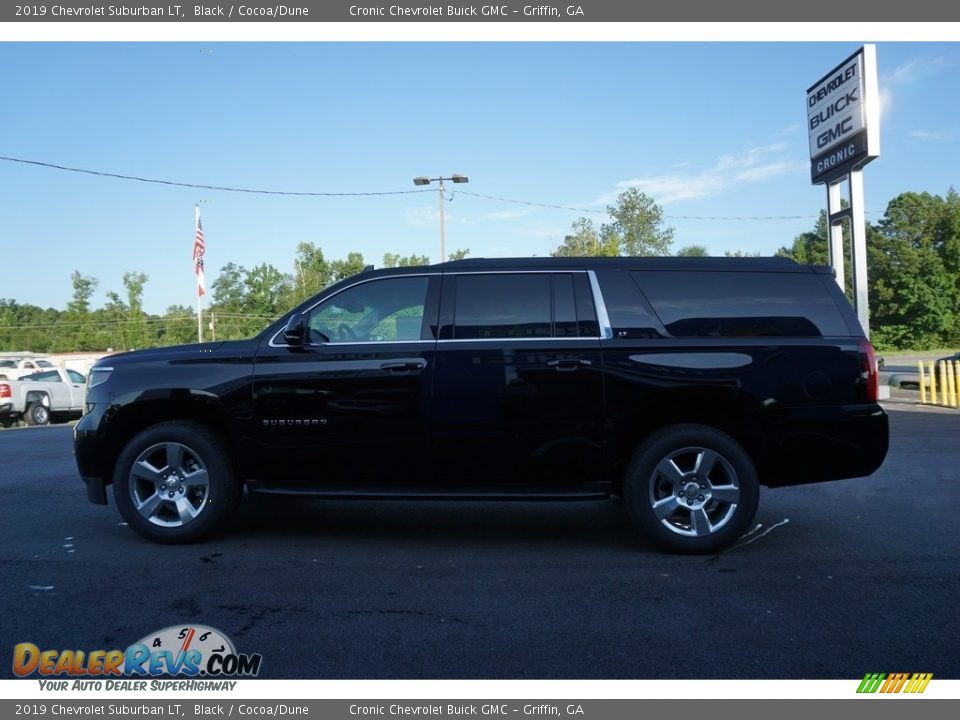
88, 367, 114, 389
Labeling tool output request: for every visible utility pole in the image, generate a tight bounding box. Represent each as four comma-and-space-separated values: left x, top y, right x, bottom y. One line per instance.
413, 174, 469, 263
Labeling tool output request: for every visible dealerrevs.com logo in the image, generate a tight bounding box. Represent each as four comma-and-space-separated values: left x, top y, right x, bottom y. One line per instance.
13, 625, 262, 685
857, 673, 933, 694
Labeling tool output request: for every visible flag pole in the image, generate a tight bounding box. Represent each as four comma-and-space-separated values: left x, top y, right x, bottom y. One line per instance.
197, 287, 202, 343
193, 203, 205, 343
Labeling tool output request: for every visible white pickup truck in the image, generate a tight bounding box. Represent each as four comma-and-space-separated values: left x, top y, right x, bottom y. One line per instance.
0, 356, 57, 380
0, 367, 87, 427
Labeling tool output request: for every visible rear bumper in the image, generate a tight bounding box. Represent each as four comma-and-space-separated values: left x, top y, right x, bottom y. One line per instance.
760, 403, 889, 487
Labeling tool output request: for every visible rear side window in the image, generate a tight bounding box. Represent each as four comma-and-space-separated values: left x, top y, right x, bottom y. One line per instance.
453, 274, 552, 339
21, 370, 62, 382
448, 273, 599, 339
632, 271, 849, 338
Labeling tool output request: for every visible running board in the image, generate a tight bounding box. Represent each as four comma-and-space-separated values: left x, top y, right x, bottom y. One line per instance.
246, 482, 612, 501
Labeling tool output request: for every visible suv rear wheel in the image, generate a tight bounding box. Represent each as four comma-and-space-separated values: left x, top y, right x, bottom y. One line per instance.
624, 424, 759, 554
113, 421, 241, 543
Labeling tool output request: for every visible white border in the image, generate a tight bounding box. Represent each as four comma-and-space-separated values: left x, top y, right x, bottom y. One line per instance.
4, 21, 960, 42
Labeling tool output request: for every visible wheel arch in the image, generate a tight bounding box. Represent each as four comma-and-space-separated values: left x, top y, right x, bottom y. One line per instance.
608, 388, 767, 495
25, 390, 50, 406
98, 395, 240, 486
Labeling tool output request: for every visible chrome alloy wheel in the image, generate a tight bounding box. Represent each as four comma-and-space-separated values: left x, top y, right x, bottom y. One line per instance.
648, 446, 740, 538
128, 442, 210, 527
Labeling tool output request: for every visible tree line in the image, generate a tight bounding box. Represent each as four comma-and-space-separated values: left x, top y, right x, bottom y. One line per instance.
1, 187, 958, 353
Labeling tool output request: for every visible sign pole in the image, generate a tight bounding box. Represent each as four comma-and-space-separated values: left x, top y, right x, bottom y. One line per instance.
826, 180, 845, 291
849, 169, 870, 335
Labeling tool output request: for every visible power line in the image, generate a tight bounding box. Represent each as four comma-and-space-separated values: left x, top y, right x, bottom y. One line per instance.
0, 155, 435, 198
1, 153, 881, 220
454, 190, 881, 221
0, 313, 278, 331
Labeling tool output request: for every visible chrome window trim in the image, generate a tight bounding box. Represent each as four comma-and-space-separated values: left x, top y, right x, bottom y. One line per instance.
586, 270, 614, 340
268, 269, 597, 348
437, 337, 601, 344
444, 270, 588, 275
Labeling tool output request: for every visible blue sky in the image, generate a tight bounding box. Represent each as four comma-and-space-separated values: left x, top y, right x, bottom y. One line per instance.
1, 41, 958, 314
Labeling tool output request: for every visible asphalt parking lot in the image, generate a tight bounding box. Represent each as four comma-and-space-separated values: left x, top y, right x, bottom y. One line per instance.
1, 401, 958, 679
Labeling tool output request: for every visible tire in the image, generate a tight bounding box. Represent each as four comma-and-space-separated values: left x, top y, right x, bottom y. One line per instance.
113, 421, 241, 543
623, 424, 759, 554
25, 401, 50, 426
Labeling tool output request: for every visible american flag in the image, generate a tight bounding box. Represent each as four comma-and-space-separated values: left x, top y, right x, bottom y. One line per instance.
193, 207, 206, 297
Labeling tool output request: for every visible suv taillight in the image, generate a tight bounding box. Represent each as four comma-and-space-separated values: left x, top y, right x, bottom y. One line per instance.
859, 339, 879, 402
0, 383, 10, 399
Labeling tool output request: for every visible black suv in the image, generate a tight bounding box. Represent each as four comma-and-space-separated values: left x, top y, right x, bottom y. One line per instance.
74, 257, 888, 553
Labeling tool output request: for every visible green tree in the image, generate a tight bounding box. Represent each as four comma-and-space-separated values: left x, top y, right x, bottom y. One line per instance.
606, 188, 674, 256
552, 217, 616, 257
67, 272, 98, 315
292, 242, 330, 303
243, 263, 290, 318
447, 248, 471, 261
383, 253, 430, 268
330, 252, 366, 282
123, 272, 149, 349
676, 244, 710, 257
158, 305, 199, 346
553, 190, 673, 257
211, 262, 246, 309
869, 191, 960, 349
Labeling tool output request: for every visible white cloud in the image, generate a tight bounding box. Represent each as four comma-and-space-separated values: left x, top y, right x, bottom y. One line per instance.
778, 123, 805, 137
516, 224, 567, 240
880, 56, 949, 122
603, 143, 804, 205
879, 85, 894, 121
907, 128, 954, 142
402, 206, 472, 227
479, 208, 530, 221
885, 56, 948, 86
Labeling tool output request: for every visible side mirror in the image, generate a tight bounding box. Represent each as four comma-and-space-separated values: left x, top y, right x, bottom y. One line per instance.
282, 313, 307, 346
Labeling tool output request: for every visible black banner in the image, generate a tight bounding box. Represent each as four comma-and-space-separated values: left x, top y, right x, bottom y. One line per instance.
1, 700, 959, 720
2, 0, 959, 22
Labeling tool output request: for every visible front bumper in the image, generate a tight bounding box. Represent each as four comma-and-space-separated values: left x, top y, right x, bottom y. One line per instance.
74, 404, 111, 504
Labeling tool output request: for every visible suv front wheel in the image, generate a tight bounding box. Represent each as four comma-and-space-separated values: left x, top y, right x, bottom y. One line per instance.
113, 421, 241, 543
624, 424, 759, 554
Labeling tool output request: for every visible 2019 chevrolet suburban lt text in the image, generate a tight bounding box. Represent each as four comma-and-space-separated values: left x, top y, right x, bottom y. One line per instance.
74, 257, 888, 553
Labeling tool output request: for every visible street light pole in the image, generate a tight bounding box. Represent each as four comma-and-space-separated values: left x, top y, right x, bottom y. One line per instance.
438, 177, 446, 264
413, 173, 469, 263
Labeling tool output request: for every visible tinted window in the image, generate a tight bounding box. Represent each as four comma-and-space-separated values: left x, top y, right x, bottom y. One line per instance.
21, 370, 61, 382
553, 274, 578, 337
573, 274, 600, 337
67, 370, 87, 383
594, 269, 663, 339
307, 276, 429, 344
453, 274, 551, 339
632, 271, 848, 338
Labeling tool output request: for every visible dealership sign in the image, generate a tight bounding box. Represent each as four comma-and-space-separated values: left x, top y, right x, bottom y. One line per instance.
807, 45, 880, 184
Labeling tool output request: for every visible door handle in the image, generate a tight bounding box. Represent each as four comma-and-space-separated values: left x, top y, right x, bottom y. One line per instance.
379, 360, 427, 372
546, 359, 592, 371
